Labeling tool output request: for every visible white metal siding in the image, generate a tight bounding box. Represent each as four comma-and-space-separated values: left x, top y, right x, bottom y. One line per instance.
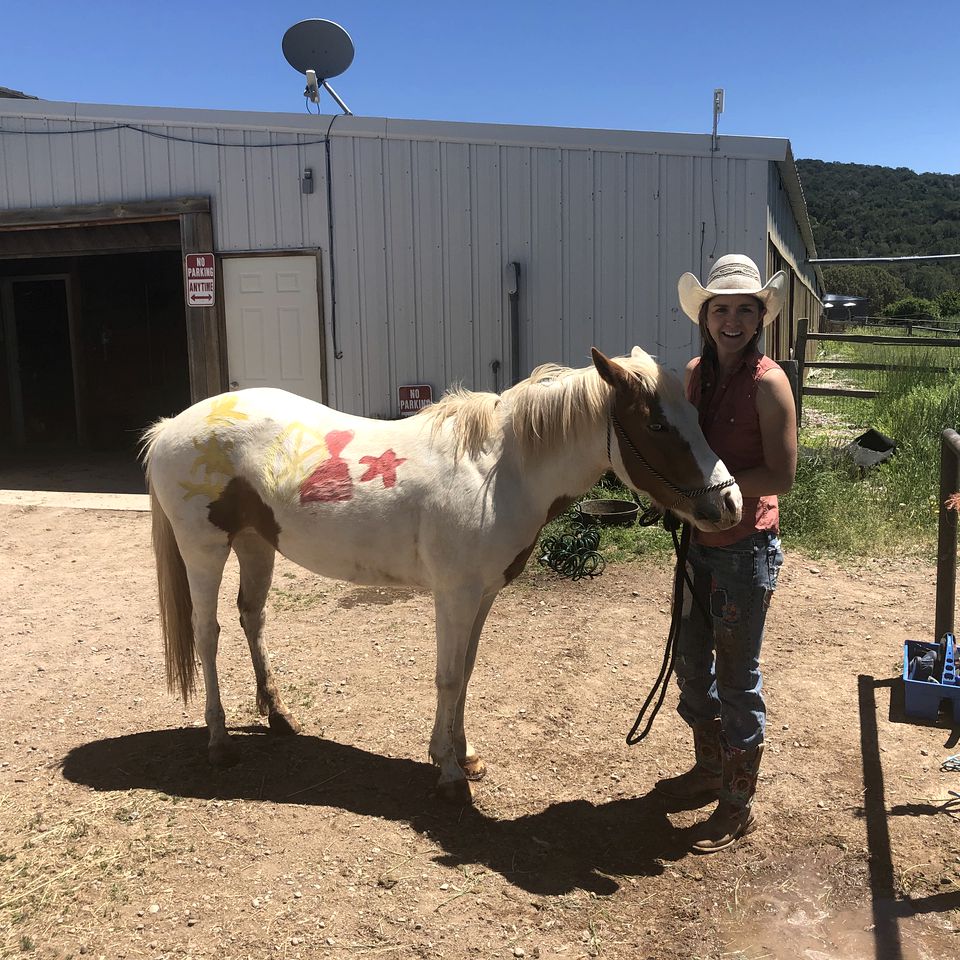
0, 102, 808, 415
768, 163, 820, 296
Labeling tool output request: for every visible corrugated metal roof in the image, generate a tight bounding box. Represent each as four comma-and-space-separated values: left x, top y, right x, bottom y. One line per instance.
0, 97, 792, 161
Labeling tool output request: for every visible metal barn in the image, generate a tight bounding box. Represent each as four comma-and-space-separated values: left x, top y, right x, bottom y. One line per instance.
0, 97, 821, 453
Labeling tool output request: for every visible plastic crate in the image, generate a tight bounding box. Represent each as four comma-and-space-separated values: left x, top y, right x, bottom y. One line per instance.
903, 635, 960, 722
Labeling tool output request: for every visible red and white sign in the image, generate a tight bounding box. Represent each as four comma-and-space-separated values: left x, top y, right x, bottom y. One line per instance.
398, 384, 433, 417
185, 253, 216, 307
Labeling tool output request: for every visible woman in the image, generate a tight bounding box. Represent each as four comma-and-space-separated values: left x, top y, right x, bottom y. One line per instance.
655, 254, 797, 854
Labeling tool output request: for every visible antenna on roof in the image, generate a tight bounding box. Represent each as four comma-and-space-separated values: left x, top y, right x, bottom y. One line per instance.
282, 18, 355, 115
711, 88, 724, 151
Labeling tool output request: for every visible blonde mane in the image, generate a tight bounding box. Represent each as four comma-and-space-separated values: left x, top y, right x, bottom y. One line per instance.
418, 350, 664, 459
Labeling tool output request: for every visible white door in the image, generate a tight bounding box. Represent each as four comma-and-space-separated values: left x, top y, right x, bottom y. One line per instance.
223, 255, 324, 402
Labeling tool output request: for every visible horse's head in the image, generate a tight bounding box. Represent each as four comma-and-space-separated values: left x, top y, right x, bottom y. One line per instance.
591, 346, 742, 532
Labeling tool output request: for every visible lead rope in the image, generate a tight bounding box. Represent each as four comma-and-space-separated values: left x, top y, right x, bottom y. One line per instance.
606, 411, 726, 742
625, 517, 691, 744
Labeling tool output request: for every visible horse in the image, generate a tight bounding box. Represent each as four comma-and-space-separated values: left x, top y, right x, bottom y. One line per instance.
141, 346, 742, 803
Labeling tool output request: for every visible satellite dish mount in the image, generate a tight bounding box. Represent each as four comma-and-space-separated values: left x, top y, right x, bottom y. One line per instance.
283, 19, 355, 115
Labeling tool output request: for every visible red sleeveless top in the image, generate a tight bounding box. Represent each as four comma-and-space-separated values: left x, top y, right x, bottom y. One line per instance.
687, 350, 780, 547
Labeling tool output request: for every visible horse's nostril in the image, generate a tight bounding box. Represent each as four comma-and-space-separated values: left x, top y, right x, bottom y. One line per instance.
722, 487, 741, 516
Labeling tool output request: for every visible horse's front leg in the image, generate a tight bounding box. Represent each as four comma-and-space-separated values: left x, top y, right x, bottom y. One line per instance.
430, 585, 486, 803
454, 591, 497, 782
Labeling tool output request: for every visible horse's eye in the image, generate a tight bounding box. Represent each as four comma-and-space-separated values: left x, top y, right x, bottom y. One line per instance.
649, 422, 665, 432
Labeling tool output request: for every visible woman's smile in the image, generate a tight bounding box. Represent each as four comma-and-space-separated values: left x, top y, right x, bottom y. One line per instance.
705, 294, 764, 359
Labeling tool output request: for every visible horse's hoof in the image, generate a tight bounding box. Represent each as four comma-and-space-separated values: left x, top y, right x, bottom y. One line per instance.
460, 756, 487, 781
209, 741, 240, 767
268, 711, 302, 736
437, 778, 475, 805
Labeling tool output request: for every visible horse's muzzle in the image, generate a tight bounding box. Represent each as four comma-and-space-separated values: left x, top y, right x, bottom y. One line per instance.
692, 484, 743, 531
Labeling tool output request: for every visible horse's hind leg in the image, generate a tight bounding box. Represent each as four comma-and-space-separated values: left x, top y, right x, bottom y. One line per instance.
180, 539, 235, 765
232, 530, 301, 736
454, 592, 497, 781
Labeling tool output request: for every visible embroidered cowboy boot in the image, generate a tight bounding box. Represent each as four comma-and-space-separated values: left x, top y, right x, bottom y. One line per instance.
654, 717, 722, 803
689, 740, 763, 854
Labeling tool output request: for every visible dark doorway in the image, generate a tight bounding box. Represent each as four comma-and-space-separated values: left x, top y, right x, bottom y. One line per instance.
78, 252, 191, 450
0, 251, 190, 456
9, 278, 75, 445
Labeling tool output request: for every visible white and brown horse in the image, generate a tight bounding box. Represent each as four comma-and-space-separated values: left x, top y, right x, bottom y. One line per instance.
142, 347, 741, 801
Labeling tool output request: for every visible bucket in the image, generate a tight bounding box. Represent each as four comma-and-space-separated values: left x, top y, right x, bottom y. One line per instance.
576, 498, 639, 526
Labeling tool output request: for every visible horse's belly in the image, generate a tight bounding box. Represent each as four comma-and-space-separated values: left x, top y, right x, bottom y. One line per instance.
276, 521, 428, 589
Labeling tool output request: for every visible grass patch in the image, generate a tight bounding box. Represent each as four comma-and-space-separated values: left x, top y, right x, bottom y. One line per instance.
786, 328, 960, 557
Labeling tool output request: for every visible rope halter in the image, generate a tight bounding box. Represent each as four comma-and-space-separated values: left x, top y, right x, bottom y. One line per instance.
607, 413, 737, 509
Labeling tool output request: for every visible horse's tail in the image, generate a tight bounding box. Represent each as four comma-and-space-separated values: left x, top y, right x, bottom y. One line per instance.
142, 421, 196, 703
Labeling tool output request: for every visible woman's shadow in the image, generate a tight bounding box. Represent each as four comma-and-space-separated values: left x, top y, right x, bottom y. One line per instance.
62, 727, 692, 896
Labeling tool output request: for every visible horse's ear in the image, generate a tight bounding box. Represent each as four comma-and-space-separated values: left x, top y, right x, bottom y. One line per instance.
592, 347, 629, 389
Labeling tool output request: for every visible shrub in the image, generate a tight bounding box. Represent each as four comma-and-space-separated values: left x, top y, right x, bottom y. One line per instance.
936, 289, 960, 318
881, 296, 941, 320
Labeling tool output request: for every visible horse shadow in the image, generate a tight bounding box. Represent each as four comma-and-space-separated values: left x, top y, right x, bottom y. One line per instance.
61, 728, 690, 895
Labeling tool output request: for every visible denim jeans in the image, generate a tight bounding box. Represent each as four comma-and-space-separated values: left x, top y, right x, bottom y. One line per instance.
675, 530, 784, 750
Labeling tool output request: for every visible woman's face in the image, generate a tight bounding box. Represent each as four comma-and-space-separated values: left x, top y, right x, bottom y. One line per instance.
704, 294, 764, 360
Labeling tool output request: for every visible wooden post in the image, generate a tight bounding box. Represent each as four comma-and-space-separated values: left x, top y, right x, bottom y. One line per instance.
793, 316, 809, 430
935, 428, 960, 641
179, 206, 226, 402
779, 359, 799, 431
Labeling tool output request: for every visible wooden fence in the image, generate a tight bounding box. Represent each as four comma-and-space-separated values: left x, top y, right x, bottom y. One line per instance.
792, 317, 960, 425
828, 315, 960, 336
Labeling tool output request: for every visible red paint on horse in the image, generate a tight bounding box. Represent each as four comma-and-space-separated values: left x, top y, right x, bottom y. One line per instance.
300, 430, 355, 503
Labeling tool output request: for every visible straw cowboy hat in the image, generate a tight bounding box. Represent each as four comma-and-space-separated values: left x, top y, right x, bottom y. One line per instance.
678, 254, 787, 326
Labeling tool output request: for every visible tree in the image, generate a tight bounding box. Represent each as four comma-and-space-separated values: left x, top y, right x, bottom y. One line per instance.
820, 265, 906, 311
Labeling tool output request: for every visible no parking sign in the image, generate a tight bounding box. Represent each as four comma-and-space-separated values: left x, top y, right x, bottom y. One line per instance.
185, 253, 216, 307
398, 384, 433, 417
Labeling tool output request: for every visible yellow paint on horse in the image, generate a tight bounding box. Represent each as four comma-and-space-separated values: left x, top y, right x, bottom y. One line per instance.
180, 434, 236, 501
262, 422, 330, 501
204, 395, 250, 428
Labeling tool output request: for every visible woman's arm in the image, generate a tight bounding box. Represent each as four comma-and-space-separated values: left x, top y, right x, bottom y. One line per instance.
731, 367, 798, 497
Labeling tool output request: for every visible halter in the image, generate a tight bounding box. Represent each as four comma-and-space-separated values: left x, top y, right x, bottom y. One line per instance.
607, 413, 737, 507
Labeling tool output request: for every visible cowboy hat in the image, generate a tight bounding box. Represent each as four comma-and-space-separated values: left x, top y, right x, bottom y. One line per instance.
678, 254, 787, 326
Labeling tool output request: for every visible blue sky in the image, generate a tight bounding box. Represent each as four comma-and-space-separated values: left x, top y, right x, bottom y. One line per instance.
2, 0, 957, 174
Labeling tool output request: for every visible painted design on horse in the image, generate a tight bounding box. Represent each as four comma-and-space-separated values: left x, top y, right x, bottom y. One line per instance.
142, 347, 743, 804
262, 422, 331, 501
359, 450, 406, 488
299, 430, 356, 503
179, 434, 236, 501
204, 394, 249, 428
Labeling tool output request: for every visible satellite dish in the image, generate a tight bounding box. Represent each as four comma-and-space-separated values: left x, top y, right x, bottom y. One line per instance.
282, 19, 355, 80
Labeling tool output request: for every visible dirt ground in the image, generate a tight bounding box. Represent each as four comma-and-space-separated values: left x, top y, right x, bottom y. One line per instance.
2, 502, 959, 960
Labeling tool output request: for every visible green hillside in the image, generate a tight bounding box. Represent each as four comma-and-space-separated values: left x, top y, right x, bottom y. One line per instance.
795, 159, 960, 310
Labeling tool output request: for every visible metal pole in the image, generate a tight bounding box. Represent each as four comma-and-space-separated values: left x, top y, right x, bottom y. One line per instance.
506, 262, 521, 385
321, 80, 353, 116
935, 428, 960, 640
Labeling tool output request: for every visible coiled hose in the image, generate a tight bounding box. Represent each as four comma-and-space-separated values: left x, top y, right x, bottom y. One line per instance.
537, 520, 605, 580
